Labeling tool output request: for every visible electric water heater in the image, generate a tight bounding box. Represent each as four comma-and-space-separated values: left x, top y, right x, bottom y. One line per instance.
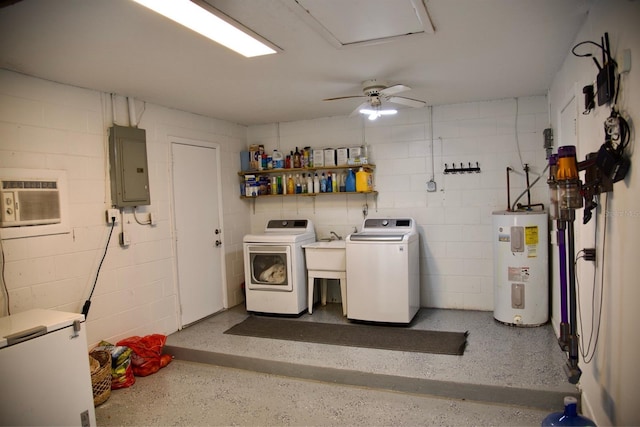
493, 210, 549, 326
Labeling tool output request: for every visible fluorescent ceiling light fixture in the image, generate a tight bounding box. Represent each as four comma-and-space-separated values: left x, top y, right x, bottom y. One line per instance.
132, 0, 277, 57
360, 108, 397, 121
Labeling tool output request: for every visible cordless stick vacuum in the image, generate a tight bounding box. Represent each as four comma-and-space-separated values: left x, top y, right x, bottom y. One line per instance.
548, 155, 570, 352
551, 146, 583, 384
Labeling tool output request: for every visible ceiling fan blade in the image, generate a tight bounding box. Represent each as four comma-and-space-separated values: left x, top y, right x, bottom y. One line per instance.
349, 101, 370, 117
380, 84, 410, 96
388, 96, 426, 108
323, 95, 366, 101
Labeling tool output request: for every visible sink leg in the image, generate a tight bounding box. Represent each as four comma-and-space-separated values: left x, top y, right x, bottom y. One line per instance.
307, 276, 314, 314
321, 279, 327, 306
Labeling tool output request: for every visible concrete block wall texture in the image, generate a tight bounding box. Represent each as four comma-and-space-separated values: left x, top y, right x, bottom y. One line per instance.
0, 69, 250, 346
1, 69, 547, 344
247, 96, 549, 310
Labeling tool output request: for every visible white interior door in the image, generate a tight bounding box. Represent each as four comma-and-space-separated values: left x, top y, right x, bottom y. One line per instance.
172, 142, 225, 326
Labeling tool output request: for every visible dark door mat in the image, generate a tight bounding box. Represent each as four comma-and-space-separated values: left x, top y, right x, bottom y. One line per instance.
224, 316, 468, 355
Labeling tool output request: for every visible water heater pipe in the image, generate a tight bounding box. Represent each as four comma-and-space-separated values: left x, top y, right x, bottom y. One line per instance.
525, 164, 531, 207
506, 167, 512, 211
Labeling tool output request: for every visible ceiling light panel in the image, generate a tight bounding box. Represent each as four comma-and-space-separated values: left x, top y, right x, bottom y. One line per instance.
133, 0, 278, 57
293, 0, 434, 48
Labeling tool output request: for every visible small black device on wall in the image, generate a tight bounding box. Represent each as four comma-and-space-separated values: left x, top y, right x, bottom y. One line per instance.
109, 125, 151, 207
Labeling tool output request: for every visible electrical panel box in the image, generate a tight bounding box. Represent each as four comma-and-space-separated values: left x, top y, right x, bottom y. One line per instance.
109, 125, 150, 207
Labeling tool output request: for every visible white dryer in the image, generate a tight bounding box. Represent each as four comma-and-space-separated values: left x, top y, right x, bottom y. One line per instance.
243, 219, 315, 315
346, 218, 419, 323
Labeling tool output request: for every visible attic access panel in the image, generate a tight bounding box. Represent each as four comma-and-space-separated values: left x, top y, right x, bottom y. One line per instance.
293, 0, 434, 48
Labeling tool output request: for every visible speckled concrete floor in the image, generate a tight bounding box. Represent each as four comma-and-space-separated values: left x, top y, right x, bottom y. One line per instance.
95, 303, 577, 426
95, 359, 551, 426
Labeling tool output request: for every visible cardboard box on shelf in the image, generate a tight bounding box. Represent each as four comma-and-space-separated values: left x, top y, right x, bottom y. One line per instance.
312, 149, 324, 167
324, 148, 336, 166
336, 148, 349, 166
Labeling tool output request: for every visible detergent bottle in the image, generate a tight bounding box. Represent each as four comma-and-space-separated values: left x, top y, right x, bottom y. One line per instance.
346, 169, 356, 192
356, 167, 372, 192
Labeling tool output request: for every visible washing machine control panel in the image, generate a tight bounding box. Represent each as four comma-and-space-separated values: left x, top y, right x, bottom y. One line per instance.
362, 218, 413, 230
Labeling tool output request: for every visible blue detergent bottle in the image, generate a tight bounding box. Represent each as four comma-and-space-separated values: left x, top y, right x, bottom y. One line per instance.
345, 169, 356, 192
541, 397, 596, 426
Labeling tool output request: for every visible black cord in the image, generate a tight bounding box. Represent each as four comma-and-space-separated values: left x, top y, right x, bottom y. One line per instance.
576, 193, 606, 364
0, 239, 9, 315
571, 40, 605, 59
82, 220, 116, 318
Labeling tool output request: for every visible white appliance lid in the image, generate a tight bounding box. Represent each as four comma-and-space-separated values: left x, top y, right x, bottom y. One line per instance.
244, 219, 315, 243
348, 218, 417, 242
0, 309, 84, 349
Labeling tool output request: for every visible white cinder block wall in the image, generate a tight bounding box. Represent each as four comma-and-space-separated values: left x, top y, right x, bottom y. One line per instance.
247, 96, 550, 310
0, 70, 250, 346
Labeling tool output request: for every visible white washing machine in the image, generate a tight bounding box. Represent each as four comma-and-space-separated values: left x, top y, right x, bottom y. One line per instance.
346, 218, 420, 323
243, 219, 315, 315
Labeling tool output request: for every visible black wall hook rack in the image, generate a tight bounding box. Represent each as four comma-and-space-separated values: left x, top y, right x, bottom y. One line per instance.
444, 162, 481, 174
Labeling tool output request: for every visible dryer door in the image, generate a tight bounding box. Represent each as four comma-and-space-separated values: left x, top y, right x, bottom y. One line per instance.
245, 245, 293, 291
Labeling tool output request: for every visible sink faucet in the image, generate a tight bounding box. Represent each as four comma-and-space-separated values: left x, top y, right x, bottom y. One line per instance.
330, 231, 342, 240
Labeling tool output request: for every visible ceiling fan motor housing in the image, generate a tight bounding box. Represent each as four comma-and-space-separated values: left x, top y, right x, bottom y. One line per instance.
362, 79, 388, 96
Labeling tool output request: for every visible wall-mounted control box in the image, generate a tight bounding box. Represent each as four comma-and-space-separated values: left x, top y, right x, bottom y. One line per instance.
109, 125, 150, 207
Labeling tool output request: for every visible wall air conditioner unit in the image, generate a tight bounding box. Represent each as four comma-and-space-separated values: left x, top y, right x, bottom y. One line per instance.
1, 179, 61, 227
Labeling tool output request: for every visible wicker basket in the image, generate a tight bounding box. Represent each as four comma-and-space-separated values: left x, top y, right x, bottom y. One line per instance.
89, 350, 112, 406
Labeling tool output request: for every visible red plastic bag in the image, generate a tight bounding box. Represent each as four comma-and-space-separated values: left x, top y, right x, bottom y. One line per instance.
117, 334, 172, 377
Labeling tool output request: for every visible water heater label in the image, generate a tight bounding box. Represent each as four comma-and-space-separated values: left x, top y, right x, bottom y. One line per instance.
525, 226, 538, 245
525, 226, 539, 258
508, 266, 530, 282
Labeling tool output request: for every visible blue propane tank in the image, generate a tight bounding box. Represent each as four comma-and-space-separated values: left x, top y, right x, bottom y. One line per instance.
541, 396, 596, 426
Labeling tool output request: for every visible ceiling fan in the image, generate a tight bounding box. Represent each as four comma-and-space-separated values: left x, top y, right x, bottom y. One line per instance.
323, 79, 426, 120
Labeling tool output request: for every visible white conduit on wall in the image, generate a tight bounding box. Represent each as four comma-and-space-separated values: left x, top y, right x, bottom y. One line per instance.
127, 97, 137, 128
111, 93, 118, 125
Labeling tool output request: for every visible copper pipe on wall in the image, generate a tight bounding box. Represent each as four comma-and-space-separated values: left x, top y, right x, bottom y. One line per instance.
524, 164, 531, 207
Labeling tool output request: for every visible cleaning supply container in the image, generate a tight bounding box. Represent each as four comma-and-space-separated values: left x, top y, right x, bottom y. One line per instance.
355, 167, 372, 192
346, 169, 356, 192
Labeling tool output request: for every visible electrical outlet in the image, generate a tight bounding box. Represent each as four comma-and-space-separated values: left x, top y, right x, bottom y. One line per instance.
583, 248, 596, 262
149, 212, 157, 226
427, 180, 437, 192
106, 209, 119, 224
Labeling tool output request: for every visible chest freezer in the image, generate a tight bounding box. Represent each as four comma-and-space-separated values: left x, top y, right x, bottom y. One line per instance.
0, 309, 96, 426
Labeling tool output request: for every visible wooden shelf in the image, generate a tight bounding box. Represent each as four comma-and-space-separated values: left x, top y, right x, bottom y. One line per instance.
239, 190, 377, 200
238, 164, 374, 176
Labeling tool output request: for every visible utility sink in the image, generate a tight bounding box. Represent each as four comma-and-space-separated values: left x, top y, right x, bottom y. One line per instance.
302, 240, 346, 271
